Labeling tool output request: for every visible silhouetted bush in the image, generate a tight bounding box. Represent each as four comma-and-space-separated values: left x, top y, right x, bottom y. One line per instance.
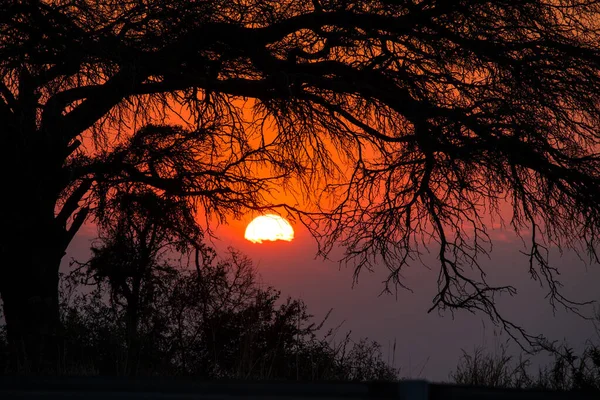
534, 344, 600, 392
450, 344, 531, 388
0, 246, 398, 379
451, 341, 600, 392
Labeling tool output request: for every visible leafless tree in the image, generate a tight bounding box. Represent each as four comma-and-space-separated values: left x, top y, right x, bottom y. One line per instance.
2, 0, 600, 369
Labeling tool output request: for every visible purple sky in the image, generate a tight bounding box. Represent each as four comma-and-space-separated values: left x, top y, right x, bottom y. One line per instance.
64, 219, 600, 381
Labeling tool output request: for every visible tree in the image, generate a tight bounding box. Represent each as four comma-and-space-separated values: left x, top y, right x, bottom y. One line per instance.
3, 0, 600, 368
72, 187, 201, 375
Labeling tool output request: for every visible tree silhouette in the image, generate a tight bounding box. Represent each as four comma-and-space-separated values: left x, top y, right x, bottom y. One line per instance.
72, 187, 201, 375
2, 0, 600, 368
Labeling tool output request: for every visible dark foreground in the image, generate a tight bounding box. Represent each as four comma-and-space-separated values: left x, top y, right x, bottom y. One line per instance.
0, 378, 598, 400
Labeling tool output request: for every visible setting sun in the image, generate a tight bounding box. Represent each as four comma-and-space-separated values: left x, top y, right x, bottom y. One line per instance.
244, 214, 294, 243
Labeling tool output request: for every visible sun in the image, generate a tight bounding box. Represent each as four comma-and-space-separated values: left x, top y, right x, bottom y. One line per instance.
244, 214, 294, 244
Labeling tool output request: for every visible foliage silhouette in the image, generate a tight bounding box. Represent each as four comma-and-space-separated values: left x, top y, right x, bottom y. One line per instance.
451, 342, 600, 392
2, 0, 600, 367
72, 187, 203, 375
1, 240, 398, 379
451, 344, 532, 389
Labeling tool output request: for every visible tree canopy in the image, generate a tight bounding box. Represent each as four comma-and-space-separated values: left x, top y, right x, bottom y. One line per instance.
2, 0, 600, 366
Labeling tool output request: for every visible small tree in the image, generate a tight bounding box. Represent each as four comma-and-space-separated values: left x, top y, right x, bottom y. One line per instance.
72, 186, 201, 375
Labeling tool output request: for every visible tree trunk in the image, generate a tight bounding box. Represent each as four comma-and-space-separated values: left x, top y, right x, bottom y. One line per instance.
0, 242, 64, 373
0, 161, 67, 373
0, 75, 77, 373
